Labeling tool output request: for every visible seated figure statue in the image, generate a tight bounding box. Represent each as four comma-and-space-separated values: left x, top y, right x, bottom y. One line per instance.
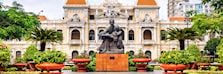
98, 19, 124, 54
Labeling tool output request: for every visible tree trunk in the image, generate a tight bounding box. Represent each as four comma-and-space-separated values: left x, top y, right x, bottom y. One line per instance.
40, 42, 46, 51
179, 40, 185, 50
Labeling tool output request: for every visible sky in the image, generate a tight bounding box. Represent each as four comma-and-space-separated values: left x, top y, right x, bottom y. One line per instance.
1, 0, 168, 20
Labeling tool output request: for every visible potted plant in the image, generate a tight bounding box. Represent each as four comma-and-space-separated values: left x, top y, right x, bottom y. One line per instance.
14, 57, 27, 71
196, 56, 210, 70
72, 51, 90, 72
0, 44, 10, 71
132, 49, 151, 72
34, 50, 66, 73
23, 45, 40, 71
185, 44, 201, 69
159, 50, 191, 73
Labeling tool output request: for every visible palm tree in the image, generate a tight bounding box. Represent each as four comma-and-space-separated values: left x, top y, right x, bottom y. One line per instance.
166, 28, 199, 50
26, 27, 63, 51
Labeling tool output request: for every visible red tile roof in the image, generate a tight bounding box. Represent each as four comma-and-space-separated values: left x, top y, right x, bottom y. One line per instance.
38, 16, 47, 21
137, 0, 157, 5
66, 0, 86, 5
169, 17, 191, 22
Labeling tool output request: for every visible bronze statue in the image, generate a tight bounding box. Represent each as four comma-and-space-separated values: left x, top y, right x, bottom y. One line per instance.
98, 19, 124, 54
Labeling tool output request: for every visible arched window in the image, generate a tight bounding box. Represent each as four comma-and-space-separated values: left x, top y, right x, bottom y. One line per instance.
121, 29, 125, 40
128, 30, 134, 40
161, 51, 166, 54
16, 51, 21, 58
129, 51, 134, 56
57, 30, 62, 32
89, 51, 95, 56
99, 30, 104, 40
143, 30, 152, 40
145, 51, 151, 58
72, 51, 79, 59
71, 30, 80, 40
161, 30, 166, 40
89, 30, 95, 40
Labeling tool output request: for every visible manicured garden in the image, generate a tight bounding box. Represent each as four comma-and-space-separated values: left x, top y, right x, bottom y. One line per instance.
1, 0, 223, 73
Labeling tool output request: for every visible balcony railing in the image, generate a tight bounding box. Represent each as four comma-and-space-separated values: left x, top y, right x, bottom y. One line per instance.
142, 40, 155, 44
70, 39, 81, 44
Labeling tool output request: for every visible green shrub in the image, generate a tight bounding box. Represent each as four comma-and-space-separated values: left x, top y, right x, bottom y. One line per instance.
0, 47, 10, 67
146, 65, 154, 71
34, 50, 66, 63
154, 66, 161, 70
63, 66, 71, 70
185, 44, 201, 62
87, 55, 96, 72
217, 39, 223, 64
6, 67, 18, 72
15, 57, 25, 63
209, 66, 218, 71
23, 45, 39, 62
204, 38, 220, 55
129, 66, 136, 72
71, 66, 77, 72
158, 50, 191, 64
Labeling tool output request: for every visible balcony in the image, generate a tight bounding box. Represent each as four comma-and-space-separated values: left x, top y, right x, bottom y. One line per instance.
69, 39, 81, 44
142, 40, 155, 45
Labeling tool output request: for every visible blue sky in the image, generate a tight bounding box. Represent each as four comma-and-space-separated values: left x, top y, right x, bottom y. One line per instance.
1, 0, 167, 20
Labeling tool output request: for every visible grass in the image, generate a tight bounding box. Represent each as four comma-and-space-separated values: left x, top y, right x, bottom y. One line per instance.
184, 70, 223, 74
0, 71, 40, 74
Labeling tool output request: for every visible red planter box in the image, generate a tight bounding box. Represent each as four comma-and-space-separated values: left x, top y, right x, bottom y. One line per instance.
35, 62, 64, 72
72, 59, 90, 72
160, 64, 187, 73
132, 58, 151, 72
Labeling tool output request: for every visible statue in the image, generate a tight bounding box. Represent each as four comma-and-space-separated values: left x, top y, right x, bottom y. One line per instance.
98, 19, 124, 54
142, 14, 153, 23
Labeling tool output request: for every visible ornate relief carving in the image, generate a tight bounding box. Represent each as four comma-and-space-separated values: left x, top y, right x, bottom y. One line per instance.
141, 14, 153, 23
69, 14, 81, 22
95, 0, 128, 19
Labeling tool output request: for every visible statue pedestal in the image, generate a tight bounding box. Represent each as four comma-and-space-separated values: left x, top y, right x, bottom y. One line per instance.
96, 54, 128, 72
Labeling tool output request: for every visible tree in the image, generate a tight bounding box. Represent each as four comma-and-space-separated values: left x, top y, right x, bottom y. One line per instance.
204, 38, 220, 55
192, 13, 223, 38
0, 1, 39, 40
166, 28, 199, 50
26, 27, 63, 51
202, 0, 223, 13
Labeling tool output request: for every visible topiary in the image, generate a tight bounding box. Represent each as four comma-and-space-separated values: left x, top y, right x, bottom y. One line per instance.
23, 45, 40, 62
33, 50, 66, 64
158, 50, 191, 64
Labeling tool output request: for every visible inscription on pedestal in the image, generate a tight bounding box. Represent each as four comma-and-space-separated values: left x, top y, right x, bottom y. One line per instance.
96, 54, 129, 72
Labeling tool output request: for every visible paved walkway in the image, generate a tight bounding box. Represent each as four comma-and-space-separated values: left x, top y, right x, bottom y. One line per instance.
0, 70, 164, 74
62, 70, 164, 74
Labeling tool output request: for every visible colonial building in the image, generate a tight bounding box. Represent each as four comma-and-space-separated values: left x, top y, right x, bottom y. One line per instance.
4, 0, 208, 63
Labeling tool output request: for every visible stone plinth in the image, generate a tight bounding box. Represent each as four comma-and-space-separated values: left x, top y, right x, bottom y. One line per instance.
96, 54, 128, 72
